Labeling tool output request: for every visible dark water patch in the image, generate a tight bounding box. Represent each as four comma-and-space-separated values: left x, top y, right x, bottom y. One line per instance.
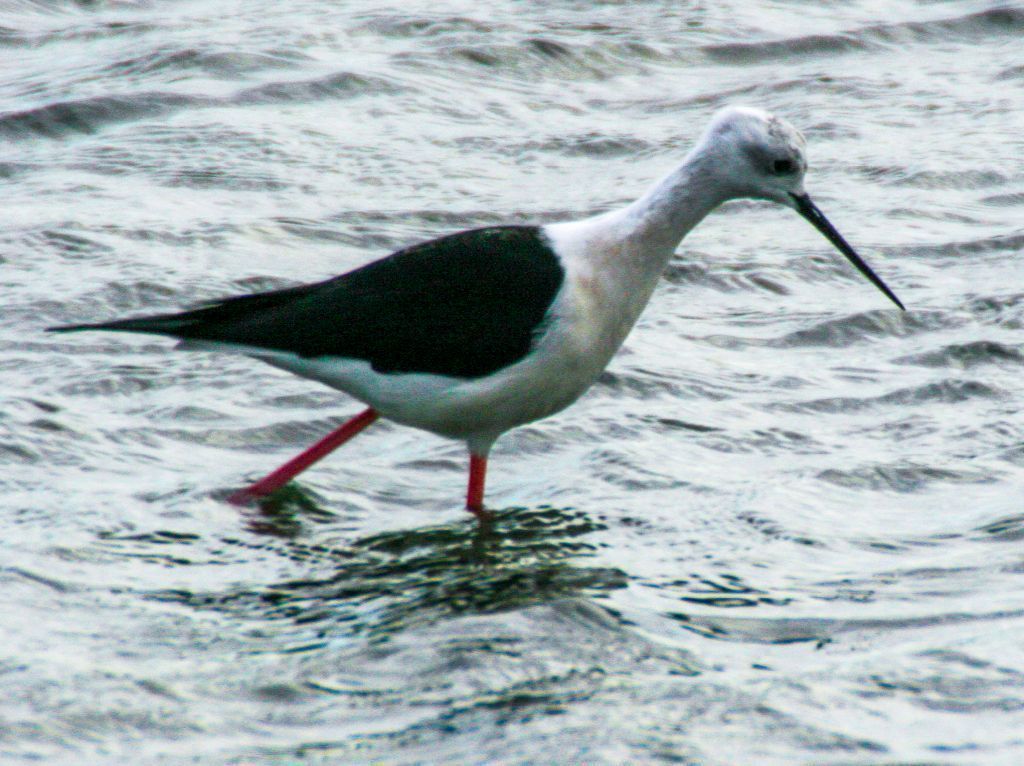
982, 191, 1024, 206
55, 363, 170, 398
653, 572, 794, 610
156, 166, 290, 193
0, 440, 40, 465
644, 416, 722, 434
104, 47, 306, 79
235, 600, 702, 764
235, 71, 403, 105
784, 379, 1002, 414
4, 565, 77, 594
887, 206, 981, 226
223, 274, 297, 295
22, 227, 115, 260
588, 448, 691, 492
0, 92, 200, 140
996, 63, 1024, 81
403, 35, 654, 81
100, 221, 235, 249
147, 405, 230, 425
43, 229, 106, 256
975, 514, 1024, 542
400, 208, 511, 228
996, 443, 1024, 468
94, 529, 205, 568
524, 133, 651, 158
742, 272, 790, 296
868, 378, 1003, 407
29, 399, 61, 415
226, 416, 364, 453
48, 279, 183, 325
7, 19, 157, 47
617, 76, 870, 119
666, 612, 828, 644
818, 462, 996, 493
62, 144, 138, 177
282, 208, 511, 251
768, 309, 924, 349
661, 258, 716, 287
855, 649, 1024, 715
603, 87, 753, 116
274, 216, 401, 252
0, 70, 395, 141
0, 25, 20, 45
0, 160, 36, 180
154, 506, 625, 641
673, 607, 1024, 648
528, 37, 573, 59
700, 427, 824, 457
679, 425, 803, 456
703, 7, 1024, 64
665, 260, 794, 297
737, 510, 823, 548
893, 232, 1024, 260
256, 390, 341, 411
895, 340, 1024, 370
966, 293, 1024, 330
26, 417, 74, 435
452, 46, 500, 66
596, 369, 683, 399
704, 32, 867, 64
222, 484, 340, 538
354, 15, 496, 38
274, 217, 366, 245
875, 168, 1010, 190
0, 397, 89, 464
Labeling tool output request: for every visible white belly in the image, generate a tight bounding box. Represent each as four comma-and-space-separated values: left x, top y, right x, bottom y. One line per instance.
243, 312, 609, 454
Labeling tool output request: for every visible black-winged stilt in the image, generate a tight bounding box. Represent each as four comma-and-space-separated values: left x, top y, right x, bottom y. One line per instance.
50, 107, 904, 518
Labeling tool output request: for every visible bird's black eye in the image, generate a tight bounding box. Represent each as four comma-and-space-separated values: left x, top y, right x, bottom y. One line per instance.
772, 158, 794, 175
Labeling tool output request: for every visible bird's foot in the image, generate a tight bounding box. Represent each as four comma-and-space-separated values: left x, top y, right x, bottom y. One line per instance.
226, 488, 259, 507
466, 504, 495, 524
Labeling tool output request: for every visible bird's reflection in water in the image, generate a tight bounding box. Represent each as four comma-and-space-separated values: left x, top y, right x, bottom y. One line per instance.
167, 493, 628, 641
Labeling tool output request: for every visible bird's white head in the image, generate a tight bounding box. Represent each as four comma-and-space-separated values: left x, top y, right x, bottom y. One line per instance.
691, 106, 904, 310
699, 106, 809, 207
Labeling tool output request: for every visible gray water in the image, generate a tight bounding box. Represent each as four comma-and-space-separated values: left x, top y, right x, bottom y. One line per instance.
4, 1, 1024, 763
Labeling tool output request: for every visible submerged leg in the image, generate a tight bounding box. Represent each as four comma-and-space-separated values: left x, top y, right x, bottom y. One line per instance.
465, 452, 492, 520
228, 407, 379, 505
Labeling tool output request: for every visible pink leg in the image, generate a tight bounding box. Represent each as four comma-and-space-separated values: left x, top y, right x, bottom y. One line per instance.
228, 407, 379, 505
466, 452, 492, 521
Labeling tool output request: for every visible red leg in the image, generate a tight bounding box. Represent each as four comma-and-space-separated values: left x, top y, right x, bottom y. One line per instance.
228, 407, 379, 505
466, 452, 491, 520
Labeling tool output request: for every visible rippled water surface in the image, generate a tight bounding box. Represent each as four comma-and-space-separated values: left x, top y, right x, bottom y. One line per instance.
4, 1, 1024, 763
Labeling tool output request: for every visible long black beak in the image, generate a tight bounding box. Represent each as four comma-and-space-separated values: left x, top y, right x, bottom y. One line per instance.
791, 193, 905, 311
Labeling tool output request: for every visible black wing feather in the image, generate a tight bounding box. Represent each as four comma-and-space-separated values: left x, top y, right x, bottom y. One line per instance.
50, 226, 565, 380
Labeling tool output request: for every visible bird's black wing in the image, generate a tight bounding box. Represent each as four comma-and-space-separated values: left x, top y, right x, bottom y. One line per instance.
50, 226, 566, 380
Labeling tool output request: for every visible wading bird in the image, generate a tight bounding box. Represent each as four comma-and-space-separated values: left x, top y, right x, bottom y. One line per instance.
51, 107, 904, 518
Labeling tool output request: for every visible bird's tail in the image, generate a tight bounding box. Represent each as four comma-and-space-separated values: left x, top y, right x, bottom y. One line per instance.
46, 281, 316, 341
47, 314, 196, 337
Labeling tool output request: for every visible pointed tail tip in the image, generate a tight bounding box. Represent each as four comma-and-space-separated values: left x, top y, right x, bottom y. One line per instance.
46, 320, 144, 334
45, 316, 189, 336
46, 323, 97, 334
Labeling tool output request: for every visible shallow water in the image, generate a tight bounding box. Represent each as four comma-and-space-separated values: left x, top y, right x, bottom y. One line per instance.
4, 0, 1024, 763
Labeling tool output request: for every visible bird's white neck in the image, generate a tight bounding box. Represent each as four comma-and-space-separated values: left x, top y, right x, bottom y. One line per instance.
538, 143, 733, 387
618, 143, 730, 268
547, 141, 730, 311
